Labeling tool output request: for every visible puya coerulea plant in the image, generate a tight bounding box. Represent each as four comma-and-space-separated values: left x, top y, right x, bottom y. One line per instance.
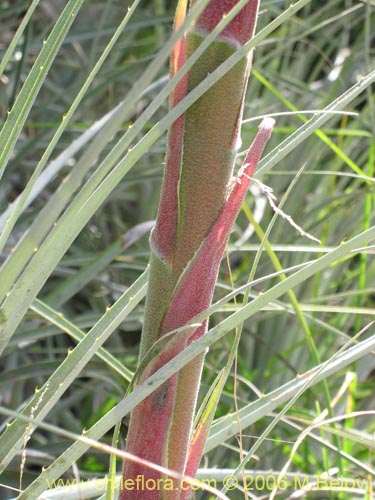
121, 1, 274, 498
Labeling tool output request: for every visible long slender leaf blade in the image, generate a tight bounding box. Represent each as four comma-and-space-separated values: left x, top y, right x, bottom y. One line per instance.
1, 0, 362, 356
12, 224, 375, 496
0, 270, 148, 473
0, 0, 215, 304
0, 0, 142, 254
17, 334, 375, 500
0, 0, 40, 79
30, 299, 133, 381
0, 0, 84, 182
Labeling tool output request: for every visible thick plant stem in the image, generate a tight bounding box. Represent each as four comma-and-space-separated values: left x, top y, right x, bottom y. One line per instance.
121, 2, 273, 499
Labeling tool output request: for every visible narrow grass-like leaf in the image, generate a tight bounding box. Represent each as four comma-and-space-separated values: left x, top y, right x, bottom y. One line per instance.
17, 333, 375, 500
0, 0, 313, 354
252, 69, 368, 178
1, 63, 374, 355
12, 223, 375, 495
220, 327, 375, 497
30, 299, 133, 381
0, 0, 141, 253
0, 0, 84, 182
0, 0, 40, 80
1, 2, 373, 497
106, 421, 122, 500
0, 98, 119, 233
0, 405, 230, 500
0, 0, 213, 302
0, 269, 147, 473
256, 68, 375, 178
44, 221, 153, 307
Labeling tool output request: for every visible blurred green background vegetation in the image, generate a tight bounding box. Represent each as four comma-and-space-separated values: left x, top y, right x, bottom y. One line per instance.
0, 1, 374, 498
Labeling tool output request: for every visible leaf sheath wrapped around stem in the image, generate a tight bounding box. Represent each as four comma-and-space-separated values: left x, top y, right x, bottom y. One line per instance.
121, 2, 274, 499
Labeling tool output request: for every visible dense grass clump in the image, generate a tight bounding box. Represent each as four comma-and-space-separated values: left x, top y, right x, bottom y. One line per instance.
0, 1, 374, 499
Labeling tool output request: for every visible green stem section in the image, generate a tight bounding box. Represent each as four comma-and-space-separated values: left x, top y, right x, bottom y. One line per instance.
122, 3, 260, 497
